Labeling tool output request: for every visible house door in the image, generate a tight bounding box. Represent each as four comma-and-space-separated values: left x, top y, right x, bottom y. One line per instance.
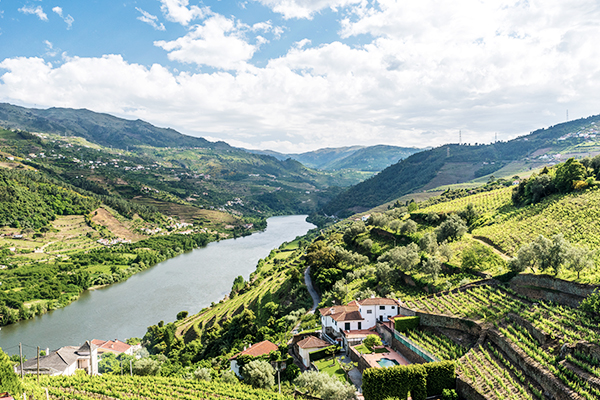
345, 322, 350, 331
379, 315, 383, 322
358, 322, 362, 330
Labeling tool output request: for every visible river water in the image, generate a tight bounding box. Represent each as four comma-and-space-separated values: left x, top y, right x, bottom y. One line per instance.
0, 215, 314, 358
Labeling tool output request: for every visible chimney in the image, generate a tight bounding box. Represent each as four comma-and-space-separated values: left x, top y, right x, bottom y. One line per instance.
46, 348, 49, 355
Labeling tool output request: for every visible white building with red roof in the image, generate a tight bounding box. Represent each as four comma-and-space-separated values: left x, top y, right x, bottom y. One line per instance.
91, 339, 135, 356
296, 336, 331, 368
229, 340, 279, 377
319, 297, 401, 341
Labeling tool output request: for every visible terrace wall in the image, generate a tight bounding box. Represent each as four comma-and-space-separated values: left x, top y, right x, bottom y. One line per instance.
416, 312, 482, 337
510, 274, 598, 308
456, 376, 488, 400
377, 322, 429, 365
506, 313, 551, 346
487, 329, 583, 400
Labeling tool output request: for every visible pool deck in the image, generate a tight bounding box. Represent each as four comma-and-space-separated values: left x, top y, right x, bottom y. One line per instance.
362, 346, 411, 369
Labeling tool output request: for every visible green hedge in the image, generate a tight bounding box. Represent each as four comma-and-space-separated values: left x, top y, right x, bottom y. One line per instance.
362, 361, 455, 400
394, 316, 420, 332
363, 364, 427, 400
308, 345, 340, 362
425, 361, 456, 396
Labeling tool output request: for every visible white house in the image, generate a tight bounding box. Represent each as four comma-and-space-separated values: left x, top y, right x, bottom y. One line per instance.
319, 298, 401, 339
296, 336, 331, 368
229, 340, 278, 377
14, 342, 98, 376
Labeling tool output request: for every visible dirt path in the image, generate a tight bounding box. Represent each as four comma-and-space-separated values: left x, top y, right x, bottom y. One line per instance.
471, 236, 511, 261
304, 266, 320, 313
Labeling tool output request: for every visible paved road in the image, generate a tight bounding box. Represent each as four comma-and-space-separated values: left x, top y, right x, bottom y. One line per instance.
304, 266, 321, 313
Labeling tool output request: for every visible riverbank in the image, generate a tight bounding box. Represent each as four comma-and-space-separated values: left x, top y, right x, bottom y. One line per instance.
0, 216, 315, 357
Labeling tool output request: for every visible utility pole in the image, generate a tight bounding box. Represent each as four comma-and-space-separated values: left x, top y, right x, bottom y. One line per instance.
19, 343, 24, 379
37, 347, 40, 383
88, 341, 93, 376
566, 109, 569, 122
277, 361, 281, 394
130, 359, 133, 376
459, 130, 462, 145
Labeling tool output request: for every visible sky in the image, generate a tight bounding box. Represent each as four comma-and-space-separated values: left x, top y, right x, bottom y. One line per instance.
1, 0, 600, 153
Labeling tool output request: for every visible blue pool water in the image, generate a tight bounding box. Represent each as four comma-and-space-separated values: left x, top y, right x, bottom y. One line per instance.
377, 358, 400, 368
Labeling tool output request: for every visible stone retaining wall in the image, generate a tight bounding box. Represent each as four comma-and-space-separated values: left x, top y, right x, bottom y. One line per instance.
510, 274, 598, 308
456, 377, 488, 400
506, 313, 551, 346
417, 312, 482, 336
487, 329, 583, 400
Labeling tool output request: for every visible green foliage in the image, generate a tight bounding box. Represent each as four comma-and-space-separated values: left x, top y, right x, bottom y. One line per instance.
394, 316, 420, 332
194, 367, 212, 382
241, 359, 274, 389
133, 357, 161, 376
442, 389, 458, 400
176, 311, 189, 321
0, 347, 23, 397
580, 290, 600, 314
363, 334, 382, 351
363, 364, 427, 400
555, 158, 587, 193
308, 345, 340, 362
294, 370, 356, 400
362, 361, 455, 400
461, 242, 503, 271
435, 215, 467, 243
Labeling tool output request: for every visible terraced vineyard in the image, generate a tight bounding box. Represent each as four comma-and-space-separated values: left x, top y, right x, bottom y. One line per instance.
405, 285, 529, 322
42, 374, 292, 400
404, 329, 468, 361
457, 342, 544, 400
420, 187, 513, 215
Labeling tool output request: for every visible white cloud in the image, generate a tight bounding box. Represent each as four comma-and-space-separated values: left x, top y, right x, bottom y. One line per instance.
154, 15, 257, 70
254, 0, 362, 19
44, 40, 57, 57
136, 7, 166, 31
159, 0, 208, 26
3, 1, 600, 152
52, 7, 74, 29
19, 5, 48, 21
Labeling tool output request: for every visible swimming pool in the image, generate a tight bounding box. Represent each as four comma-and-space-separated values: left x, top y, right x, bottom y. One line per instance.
377, 358, 400, 368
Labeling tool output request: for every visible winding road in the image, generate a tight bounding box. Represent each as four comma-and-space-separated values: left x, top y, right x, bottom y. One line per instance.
304, 266, 321, 313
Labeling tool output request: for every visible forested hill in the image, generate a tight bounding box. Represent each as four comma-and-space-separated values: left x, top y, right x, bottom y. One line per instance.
0, 103, 230, 150
322, 114, 600, 217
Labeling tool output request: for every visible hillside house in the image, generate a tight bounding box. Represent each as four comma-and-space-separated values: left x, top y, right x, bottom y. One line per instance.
296, 336, 330, 368
91, 339, 136, 356
319, 298, 401, 342
229, 340, 278, 377
14, 342, 98, 376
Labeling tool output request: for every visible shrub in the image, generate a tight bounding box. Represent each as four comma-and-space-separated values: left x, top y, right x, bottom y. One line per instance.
295, 370, 356, 400
309, 345, 340, 362
363, 335, 382, 351
241, 359, 275, 389
0, 348, 23, 397
194, 367, 212, 381
363, 364, 427, 400
394, 316, 420, 332
442, 388, 458, 400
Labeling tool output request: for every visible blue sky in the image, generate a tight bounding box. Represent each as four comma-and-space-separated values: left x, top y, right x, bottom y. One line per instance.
2, 0, 600, 152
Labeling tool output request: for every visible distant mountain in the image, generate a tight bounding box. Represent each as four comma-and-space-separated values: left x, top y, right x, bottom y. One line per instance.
322, 114, 600, 217
0, 103, 230, 150
249, 145, 422, 172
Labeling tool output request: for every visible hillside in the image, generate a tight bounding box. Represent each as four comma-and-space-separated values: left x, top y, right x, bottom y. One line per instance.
0, 103, 227, 150
250, 144, 422, 172
323, 114, 600, 217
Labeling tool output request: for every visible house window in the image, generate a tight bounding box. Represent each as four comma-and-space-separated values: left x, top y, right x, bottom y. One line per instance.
366, 309, 372, 314
391, 306, 395, 309
358, 322, 362, 330
379, 306, 385, 310
345, 322, 351, 331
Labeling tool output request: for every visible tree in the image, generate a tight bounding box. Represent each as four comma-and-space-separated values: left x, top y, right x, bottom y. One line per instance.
422, 256, 442, 280
438, 241, 453, 262
400, 220, 417, 235
241, 359, 275, 389
461, 243, 502, 272
458, 204, 480, 226
565, 246, 595, 279
176, 311, 189, 320
331, 281, 349, 304
419, 232, 438, 255
343, 221, 366, 244
98, 352, 121, 374
194, 367, 212, 381
435, 215, 467, 242
295, 370, 357, 400
133, 357, 161, 376
378, 243, 420, 271
555, 158, 587, 193
580, 290, 600, 314
0, 347, 23, 397
221, 368, 239, 384
363, 334, 382, 351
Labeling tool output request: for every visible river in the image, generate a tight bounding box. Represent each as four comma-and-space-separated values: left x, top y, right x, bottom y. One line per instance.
0, 215, 315, 358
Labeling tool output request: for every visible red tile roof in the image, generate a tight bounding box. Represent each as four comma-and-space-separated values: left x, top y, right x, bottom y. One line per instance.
357, 297, 400, 306
231, 340, 278, 359
318, 305, 364, 321
296, 336, 330, 349
92, 339, 131, 354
